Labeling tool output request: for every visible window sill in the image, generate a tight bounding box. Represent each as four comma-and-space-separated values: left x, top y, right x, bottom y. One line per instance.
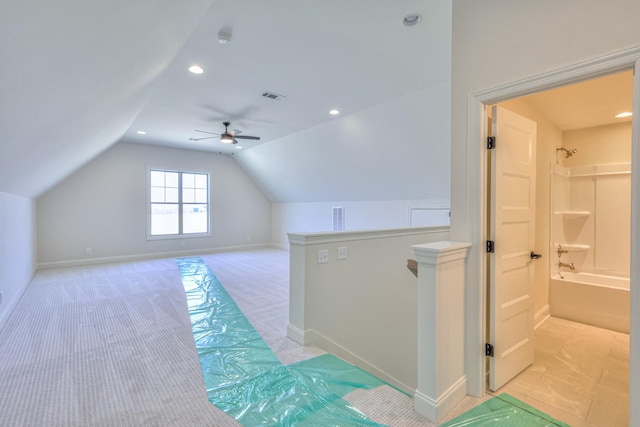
147, 233, 212, 241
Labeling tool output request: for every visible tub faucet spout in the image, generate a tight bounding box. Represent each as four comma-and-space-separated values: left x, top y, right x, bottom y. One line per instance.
559, 261, 575, 270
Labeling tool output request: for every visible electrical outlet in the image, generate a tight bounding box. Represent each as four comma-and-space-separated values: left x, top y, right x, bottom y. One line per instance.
317, 249, 329, 264
85, 248, 92, 255
337, 246, 348, 260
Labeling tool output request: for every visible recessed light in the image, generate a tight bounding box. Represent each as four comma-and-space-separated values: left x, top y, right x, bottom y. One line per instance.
188, 65, 204, 74
136, 130, 146, 135
402, 13, 422, 27
236, 146, 242, 149
329, 109, 340, 115
615, 111, 633, 118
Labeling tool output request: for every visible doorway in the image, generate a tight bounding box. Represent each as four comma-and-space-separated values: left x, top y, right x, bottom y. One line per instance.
485, 71, 633, 425
458, 46, 640, 427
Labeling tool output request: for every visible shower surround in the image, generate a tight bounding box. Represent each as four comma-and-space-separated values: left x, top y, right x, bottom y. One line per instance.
550, 162, 631, 332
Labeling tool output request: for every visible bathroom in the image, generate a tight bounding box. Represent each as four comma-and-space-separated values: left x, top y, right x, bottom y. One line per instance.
491, 70, 632, 424
499, 70, 632, 333
550, 123, 631, 333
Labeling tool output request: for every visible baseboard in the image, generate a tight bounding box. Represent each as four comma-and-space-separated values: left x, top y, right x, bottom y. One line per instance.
37, 243, 276, 270
0, 267, 35, 333
534, 304, 550, 329
286, 324, 317, 346
305, 329, 413, 395
414, 375, 467, 423
269, 242, 289, 251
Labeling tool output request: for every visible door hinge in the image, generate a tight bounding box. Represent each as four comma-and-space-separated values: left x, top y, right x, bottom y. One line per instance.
487, 136, 496, 149
486, 240, 495, 253
486, 343, 494, 357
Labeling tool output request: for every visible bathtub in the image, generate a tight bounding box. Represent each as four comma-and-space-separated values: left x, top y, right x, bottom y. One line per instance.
550, 272, 630, 333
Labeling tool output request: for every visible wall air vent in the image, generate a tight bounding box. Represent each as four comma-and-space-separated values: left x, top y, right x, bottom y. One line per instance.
262, 91, 286, 101
332, 206, 344, 231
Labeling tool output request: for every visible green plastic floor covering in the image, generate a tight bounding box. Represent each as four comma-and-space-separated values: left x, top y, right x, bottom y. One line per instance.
177, 257, 388, 426
440, 393, 571, 427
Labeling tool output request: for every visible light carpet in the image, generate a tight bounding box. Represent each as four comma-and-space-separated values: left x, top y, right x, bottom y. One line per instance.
0, 248, 484, 426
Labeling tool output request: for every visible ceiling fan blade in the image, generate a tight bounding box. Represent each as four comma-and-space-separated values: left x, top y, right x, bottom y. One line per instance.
189, 136, 217, 141
232, 138, 239, 144
194, 129, 220, 135
234, 135, 260, 140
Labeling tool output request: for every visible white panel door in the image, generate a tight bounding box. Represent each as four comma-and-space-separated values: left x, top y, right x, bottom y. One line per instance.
489, 106, 538, 391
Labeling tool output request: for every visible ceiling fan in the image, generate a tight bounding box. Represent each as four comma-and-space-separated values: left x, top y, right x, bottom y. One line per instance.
189, 121, 261, 144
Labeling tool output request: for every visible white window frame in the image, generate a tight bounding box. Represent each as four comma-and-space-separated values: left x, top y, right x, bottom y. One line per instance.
147, 168, 212, 240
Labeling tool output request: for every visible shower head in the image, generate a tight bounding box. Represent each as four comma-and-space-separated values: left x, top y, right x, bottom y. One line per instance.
557, 147, 578, 158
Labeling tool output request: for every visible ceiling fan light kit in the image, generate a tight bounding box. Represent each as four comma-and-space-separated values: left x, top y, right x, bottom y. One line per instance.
191, 121, 261, 145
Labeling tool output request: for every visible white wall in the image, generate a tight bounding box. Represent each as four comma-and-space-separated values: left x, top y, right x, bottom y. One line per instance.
287, 226, 450, 394
0, 192, 36, 329
564, 122, 632, 167
37, 142, 272, 266
237, 84, 452, 246
271, 199, 450, 247
451, 0, 640, 399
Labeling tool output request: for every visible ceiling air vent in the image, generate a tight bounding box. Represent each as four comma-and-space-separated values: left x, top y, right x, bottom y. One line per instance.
262, 91, 286, 101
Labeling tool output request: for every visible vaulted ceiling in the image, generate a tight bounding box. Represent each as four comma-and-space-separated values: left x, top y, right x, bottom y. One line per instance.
1, 0, 216, 197
1, 1, 631, 200
125, 0, 450, 154
1, 0, 449, 198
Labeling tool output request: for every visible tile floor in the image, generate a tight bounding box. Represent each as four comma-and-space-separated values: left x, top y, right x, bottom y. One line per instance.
493, 316, 629, 427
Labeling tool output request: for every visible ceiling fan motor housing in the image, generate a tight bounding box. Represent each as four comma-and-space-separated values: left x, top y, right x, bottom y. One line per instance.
221, 132, 235, 143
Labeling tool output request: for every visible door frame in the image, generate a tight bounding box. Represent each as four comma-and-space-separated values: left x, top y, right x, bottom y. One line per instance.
463, 47, 640, 424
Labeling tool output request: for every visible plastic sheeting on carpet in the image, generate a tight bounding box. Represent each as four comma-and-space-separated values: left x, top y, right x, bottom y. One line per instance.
177, 257, 388, 426
440, 393, 571, 427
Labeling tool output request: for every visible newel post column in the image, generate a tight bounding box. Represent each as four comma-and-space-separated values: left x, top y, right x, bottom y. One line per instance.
412, 241, 471, 423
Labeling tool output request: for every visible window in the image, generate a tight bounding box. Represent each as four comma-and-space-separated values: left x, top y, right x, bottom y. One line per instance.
149, 169, 210, 237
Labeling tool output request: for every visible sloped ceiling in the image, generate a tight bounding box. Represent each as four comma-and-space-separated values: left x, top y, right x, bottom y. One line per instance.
123, 0, 451, 153
0, 0, 215, 197
1, 1, 633, 203
1, 0, 454, 201
121, 0, 454, 204
234, 84, 453, 203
